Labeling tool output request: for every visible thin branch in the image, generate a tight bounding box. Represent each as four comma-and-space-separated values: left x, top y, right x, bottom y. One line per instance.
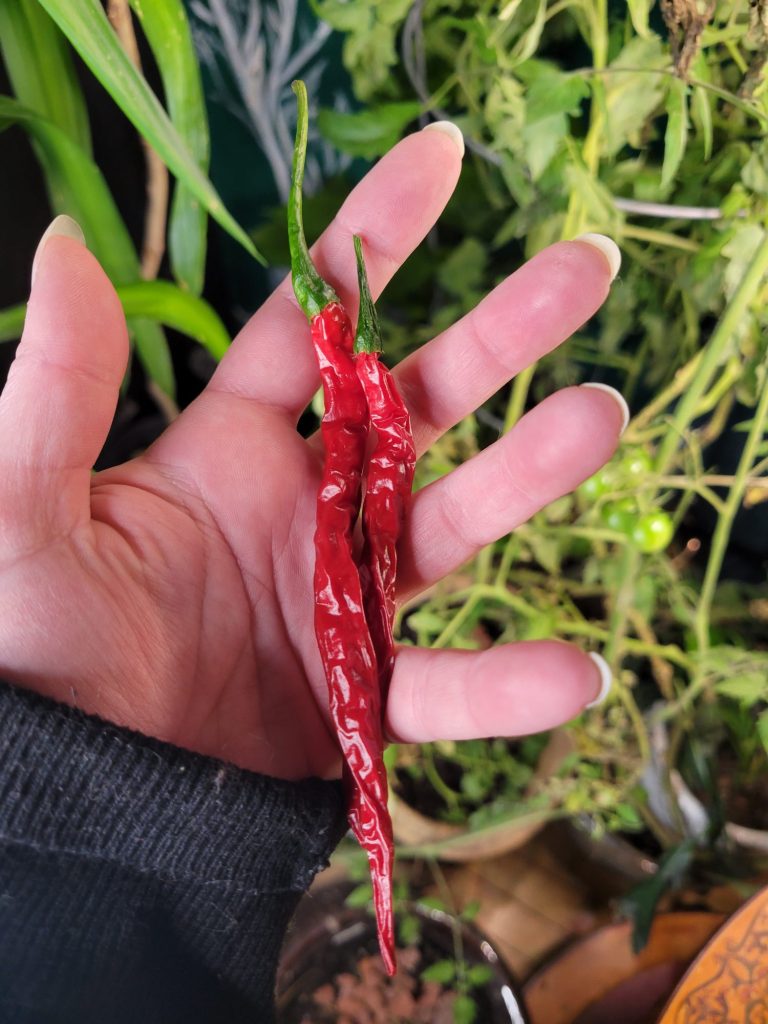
107, 0, 169, 281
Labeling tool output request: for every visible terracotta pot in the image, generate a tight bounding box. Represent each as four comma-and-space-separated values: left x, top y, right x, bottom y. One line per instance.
658, 885, 768, 1022
276, 882, 529, 1023
390, 729, 571, 862
523, 912, 724, 1024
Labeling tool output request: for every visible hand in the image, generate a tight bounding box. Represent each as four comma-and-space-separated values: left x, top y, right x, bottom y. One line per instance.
0, 127, 625, 781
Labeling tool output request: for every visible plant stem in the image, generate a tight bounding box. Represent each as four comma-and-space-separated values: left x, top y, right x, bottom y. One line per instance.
655, 231, 768, 476
504, 363, 535, 432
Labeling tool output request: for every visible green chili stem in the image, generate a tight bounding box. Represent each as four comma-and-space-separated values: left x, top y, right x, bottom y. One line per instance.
353, 235, 382, 354
288, 80, 337, 319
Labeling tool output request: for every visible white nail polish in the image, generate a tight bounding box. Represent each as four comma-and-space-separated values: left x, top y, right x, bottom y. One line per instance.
581, 382, 631, 435
422, 120, 465, 158
586, 652, 613, 708
31, 214, 85, 287
574, 233, 622, 281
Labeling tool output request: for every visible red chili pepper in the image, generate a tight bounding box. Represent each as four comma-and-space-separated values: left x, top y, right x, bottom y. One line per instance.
288, 81, 395, 975
352, 235, 416, 705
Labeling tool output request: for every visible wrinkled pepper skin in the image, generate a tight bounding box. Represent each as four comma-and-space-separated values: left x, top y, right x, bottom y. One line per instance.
356, 353, 416, 704
310, 302, 396, 975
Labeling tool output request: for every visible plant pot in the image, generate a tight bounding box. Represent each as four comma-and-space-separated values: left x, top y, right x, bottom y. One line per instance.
390, 729, 571, 862
276, 882, 529, 1023
523, 912, 724, 1024
546, 818, 660, 901
658, 884, 768, 1022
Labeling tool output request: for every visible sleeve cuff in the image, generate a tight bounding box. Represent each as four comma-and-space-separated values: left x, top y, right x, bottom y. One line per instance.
0, 678, 347, 893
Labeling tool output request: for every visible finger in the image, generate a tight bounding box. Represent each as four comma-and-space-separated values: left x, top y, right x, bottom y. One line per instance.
207, 126, 463, 414
386, 641, 608, 742
0, 216, 128, 535
397, 385, 627, 599
394, 235, 621, 456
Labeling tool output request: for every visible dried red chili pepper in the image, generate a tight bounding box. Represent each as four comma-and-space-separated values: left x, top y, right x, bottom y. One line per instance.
352, 236, 416, 705
288, 80, 395, 976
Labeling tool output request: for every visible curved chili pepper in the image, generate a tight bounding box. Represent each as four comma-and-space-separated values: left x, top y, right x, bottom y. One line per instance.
352, 236, 416, 705
288, 80, 395, 976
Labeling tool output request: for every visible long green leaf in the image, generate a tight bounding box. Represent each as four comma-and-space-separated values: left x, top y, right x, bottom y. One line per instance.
0, 284, 230, 360
36, 0, 263, 265
128, 0, 210, 295
118, 282, 230, 359
661, 78, 689, 192
0, 0, 91, 153
0, 96, 174, 396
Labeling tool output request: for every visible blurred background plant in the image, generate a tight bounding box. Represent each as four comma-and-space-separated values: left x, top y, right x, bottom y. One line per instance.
0, 0, 767, 965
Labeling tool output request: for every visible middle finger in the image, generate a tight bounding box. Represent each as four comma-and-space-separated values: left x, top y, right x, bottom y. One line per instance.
393, 236, 621, 456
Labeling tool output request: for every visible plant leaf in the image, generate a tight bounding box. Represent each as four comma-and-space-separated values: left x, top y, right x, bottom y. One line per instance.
318, 102, 421, 158
692, 85, 713, 161
662, 78, 689, 191
0, 0, 91, 153
421, 960, 456, 984
621, 840, 696, 953
131, 317, 175, 398
0, 282, 229, 361
452, 993, 478, 1024
128, 0, 210, 294
35, 0, 262, 264
118, 282, 230, 359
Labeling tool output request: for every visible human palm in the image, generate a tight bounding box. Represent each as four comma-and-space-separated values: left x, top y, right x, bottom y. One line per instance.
0, 128, 623, 780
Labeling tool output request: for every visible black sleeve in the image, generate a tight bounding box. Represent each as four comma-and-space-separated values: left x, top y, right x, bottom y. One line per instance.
0, 679, 347, 1024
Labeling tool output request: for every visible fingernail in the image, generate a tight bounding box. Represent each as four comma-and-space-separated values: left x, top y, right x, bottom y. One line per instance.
574, 233, 621, 281
586, 652, 613, 708
422, 120, 465, 158
31, 214, 85, 287
581, 383, 631, 435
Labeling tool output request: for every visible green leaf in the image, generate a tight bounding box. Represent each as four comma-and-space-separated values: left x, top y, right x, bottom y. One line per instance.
692, 85, 713, 162
466, 964, 493, 988
0, 0, 91, 154
627, 0, 654, 38
508, 0, 547, 68
661, 79, 689, 192
421, 959, 456, 984
604, 38, 667, 157
345, 882, 373, 908
128, 0, 209, 295
131, 317, 175, 398
452, 993, 478, 1024
36, 0, 262, 264
758, 711, 768, 757
317, 102, 421, 158
0, 282, 229, 361
715, 674, 767, 705
621, 840, 696, 953
118, 282, 230, 360
525, 74, 590, 125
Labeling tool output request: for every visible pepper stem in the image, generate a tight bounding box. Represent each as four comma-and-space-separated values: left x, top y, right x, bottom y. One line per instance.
288, 80, 337, 319
353, 235, 382, 355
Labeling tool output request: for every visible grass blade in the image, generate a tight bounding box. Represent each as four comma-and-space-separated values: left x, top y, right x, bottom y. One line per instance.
36, 0, 263, 264
661, 78, 689, 192
0, 0, 91, 153
129, 0, 210, 294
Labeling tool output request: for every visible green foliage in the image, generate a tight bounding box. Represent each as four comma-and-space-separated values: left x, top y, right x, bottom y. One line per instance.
36, 0, 260, 264
128, 0, 210, 294
318, 101, 422, 158
0, 0, 254, 395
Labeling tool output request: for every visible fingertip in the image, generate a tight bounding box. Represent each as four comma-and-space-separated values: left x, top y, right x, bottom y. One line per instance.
31, 215, 86, 288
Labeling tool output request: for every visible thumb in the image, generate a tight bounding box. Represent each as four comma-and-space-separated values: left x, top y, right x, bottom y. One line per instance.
0, 215, 129, 540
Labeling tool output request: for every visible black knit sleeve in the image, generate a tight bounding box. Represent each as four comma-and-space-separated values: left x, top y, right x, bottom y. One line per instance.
0, 679, 347, 1024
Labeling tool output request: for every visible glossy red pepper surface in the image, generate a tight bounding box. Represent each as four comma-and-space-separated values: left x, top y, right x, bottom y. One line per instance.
356, 353, 416, 703
310, 302, 396, 975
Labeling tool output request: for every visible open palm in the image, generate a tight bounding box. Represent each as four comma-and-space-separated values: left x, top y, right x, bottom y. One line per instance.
0, 128, 624, 781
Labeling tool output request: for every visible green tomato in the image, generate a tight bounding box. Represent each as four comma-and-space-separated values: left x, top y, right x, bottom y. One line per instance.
578, 467, 614, 501
631, 511, 674, 553
601, 497, 638, 533
619, 448, 653, 479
